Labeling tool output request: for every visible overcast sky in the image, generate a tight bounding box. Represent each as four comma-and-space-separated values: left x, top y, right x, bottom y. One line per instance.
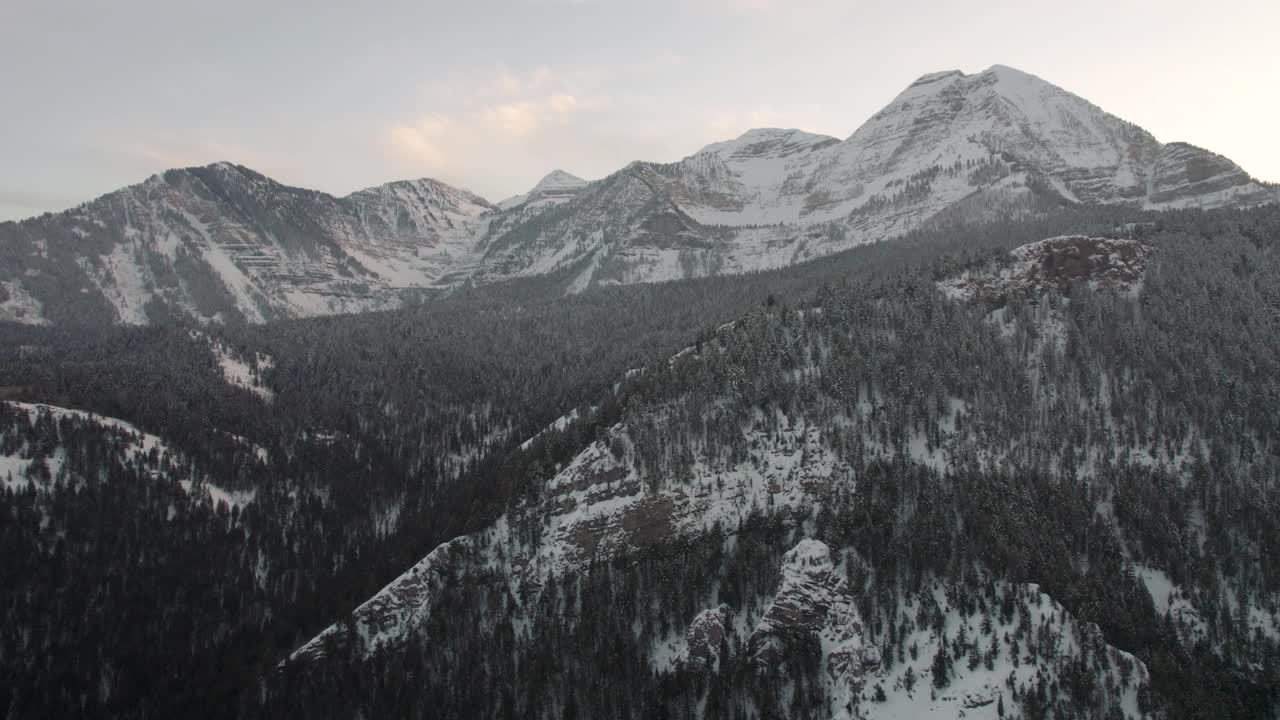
2, 0, 1277, 221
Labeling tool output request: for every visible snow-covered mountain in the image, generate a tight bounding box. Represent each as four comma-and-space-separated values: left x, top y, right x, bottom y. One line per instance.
468, 65, 1278, 290
0, 163, 495, 325
3, 65, 1276, 325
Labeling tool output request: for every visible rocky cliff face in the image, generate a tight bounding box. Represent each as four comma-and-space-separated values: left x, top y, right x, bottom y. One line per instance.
749, 540, 880, 701
684, 606, 728, 667
1148, 142, 1276, 207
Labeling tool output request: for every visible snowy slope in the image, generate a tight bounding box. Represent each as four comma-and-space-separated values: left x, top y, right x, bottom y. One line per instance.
189, 329, 276, 401
0, 401, 254, 508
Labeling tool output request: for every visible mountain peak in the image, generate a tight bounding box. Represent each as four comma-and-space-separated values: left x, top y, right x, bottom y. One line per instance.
348, 176, 494, 211
197, 160, 260, 181
908, 69, 966, 87
977, 64, 1059, 96
901, 64, 1045, 98
531, 169, 587, 193
696, 128, 839, 160
497, 169, 588, 210
983, 63, 1027, 76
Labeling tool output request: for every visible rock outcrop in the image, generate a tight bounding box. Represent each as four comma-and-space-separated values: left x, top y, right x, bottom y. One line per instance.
939, 235, 1154, 303
751, 540, 880, 696
685, 606, 728, 667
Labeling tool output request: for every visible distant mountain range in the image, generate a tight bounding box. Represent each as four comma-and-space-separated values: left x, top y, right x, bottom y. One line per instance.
2, 64, 1275, 325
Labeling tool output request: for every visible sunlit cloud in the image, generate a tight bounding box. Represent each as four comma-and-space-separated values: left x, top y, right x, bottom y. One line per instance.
385, 66, 602, 185
479, 93, 579, 138
386, 115, 455, 169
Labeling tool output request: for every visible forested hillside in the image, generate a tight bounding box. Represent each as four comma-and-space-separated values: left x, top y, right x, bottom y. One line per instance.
263, 206, 1279, 719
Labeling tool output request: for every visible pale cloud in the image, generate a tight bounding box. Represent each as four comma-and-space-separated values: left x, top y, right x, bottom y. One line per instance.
480, 93, 579, 138
389, 91, 587, 173
440, 65, 597, 111
386, 66, 598, 181
490, 65, 555, 100
386, 115, 454, 169
548, 93, 578, 115
482, 103, 540, 137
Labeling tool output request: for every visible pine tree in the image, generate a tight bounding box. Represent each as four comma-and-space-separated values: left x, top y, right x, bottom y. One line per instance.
932, 640, 951, 688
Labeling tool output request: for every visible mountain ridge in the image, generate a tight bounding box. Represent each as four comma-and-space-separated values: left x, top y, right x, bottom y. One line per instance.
3, 64, 1277, 325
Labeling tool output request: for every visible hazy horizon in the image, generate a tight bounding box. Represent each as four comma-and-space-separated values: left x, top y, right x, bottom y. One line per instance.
3, 0, 1277, 222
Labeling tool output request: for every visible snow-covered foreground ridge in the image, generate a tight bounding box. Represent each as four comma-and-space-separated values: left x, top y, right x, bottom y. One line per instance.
0, 401, 255, 508
3, 65, 1277, 325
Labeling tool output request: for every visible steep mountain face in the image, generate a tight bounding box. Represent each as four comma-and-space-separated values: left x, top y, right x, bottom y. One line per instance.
467, 65, 1278, 289
3, 65, 1276, 326
0, 163, 493, 325
337, 177, 495, 287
